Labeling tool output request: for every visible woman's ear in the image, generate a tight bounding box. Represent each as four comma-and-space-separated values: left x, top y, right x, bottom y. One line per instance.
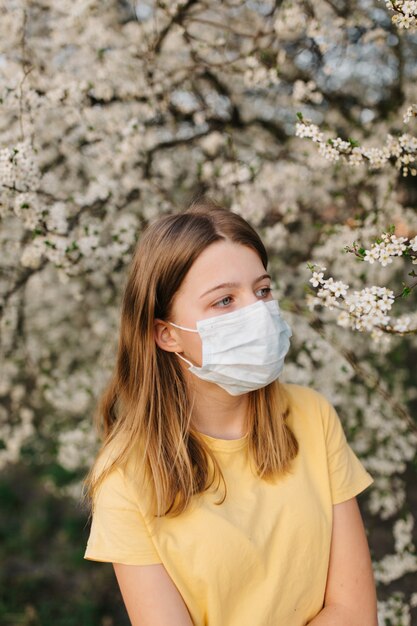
153, 319, 183, 353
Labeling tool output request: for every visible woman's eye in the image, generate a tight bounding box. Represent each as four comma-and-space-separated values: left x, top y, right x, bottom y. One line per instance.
213, 296, 233, 308
257, 287, 272, 297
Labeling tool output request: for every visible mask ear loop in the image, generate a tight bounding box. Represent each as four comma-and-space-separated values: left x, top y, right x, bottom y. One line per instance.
167, 321, 199, 333
175, 352, 195, 367
166, 321, 199, 368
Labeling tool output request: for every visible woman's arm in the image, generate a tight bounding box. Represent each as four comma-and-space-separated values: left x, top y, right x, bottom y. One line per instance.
307, 497, 378, 625
113, 562, 194, 626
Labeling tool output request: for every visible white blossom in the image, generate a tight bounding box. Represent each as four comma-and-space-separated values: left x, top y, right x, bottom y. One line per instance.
408, 235, 417, 251
362, 234, 408, 267
295, 122, 324, 143
374, 551, 417, 584
378, 593, 411, 626
393, 12, 417, 28
403, 104, 417, 123
309, 270, 325, 287
58, 426, 98, 472
20, 239, 45, 268
46, 202, 69, 235
394, 514, 415, 553
392, 315, 412, 332
0, 140, 41, 191
318, 142, 340, 162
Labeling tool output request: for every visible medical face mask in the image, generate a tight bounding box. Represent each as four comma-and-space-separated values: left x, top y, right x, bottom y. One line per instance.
167, 299, 292, 396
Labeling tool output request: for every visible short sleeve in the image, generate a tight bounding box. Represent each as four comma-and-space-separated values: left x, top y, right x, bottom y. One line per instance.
321, 395, 374, 505
84, 466, 162, 566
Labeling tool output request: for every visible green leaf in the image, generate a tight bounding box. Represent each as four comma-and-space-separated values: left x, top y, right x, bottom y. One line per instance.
296, 112, 303, 121
65, 241, 79, 253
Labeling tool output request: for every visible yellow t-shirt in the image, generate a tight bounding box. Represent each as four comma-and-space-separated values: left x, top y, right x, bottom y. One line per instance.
84, 383, 374, 626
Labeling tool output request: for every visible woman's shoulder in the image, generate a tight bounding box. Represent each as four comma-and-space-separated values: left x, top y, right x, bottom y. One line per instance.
90, 435, 152, 508
280, 381, 330, 409
280, 381, 336, 433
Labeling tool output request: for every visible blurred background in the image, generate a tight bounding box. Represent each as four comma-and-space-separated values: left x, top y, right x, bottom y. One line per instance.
1, 1, 417, 624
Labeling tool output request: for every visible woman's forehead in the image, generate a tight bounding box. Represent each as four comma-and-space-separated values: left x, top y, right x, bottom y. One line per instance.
178, 242, 266, 295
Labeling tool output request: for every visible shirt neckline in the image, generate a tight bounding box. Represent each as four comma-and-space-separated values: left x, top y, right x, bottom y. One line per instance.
197, 430, 249, 452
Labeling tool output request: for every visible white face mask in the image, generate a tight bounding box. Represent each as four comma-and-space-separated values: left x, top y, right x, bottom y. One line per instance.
167, 299, 292, 396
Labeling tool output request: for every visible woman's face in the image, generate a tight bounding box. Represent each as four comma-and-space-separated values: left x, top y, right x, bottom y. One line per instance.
154, 239, 273, 368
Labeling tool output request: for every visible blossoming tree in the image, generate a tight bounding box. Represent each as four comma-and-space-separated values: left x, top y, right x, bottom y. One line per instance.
1, 0, 417, 623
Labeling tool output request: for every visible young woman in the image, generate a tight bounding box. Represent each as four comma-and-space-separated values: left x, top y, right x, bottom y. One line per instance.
83, 196, 378, 626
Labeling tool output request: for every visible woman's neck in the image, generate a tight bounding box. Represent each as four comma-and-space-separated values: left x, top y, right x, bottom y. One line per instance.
188, 379, 249, 440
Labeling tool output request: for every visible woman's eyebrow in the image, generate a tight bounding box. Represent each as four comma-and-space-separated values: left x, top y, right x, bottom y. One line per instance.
199, 273, 271, 299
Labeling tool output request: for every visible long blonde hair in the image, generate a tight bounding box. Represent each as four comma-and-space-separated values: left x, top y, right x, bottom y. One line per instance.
82, 195, 299, 519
